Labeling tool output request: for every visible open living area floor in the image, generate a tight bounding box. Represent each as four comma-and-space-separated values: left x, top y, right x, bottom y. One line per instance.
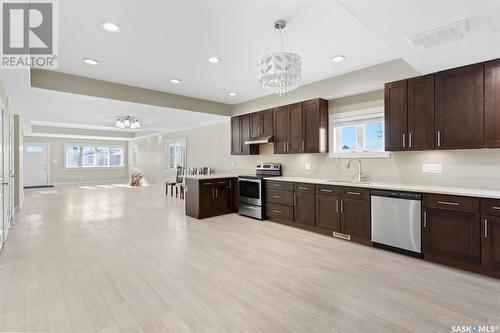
0, 184, 498, 333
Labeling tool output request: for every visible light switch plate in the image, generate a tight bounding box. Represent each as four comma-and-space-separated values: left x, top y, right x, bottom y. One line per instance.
305, 163, 311, 170
422, 163, 442, 173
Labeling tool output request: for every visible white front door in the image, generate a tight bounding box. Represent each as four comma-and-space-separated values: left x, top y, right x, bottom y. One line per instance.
8, 118, 14, 222
23, 143, 49, 187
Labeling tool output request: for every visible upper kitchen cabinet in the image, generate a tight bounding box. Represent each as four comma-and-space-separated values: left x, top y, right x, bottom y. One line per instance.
231, 115, 259, 155
435, 63, 484, 149
303, 99, 329, 153
485, 59, 500, 148
249, 109, 274, 139
274, 98, 328, 154
384, 80, 408, 151
407, 75, 435, 150
384, 75, 434, 151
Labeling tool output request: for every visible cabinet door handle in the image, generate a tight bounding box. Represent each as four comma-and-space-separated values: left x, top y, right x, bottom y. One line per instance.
212, 188, 215, 198
409, 132, 412, 148
437, 201, 460, 206
336, 199, 339, 213
273, 210, 282, 214
297, 186, 309, 190
273, 195, 282, 199
493, 206, 500, 210
293, 194, 296, 206
273, 184, 282, 187
320, 189, 332, 193
437, 130, 441, 147
217, 181, 226, 184
340, 200, 343, 214
423, 210, 427, 228
283, 142, 286, 152
402, 133, 406, 148
215, 188, 218, 198
286, 142, 289, 152
347, 191, 361, 196
301, 140, 304, 152
484, 218, 488, 238
203, 182, 211, 185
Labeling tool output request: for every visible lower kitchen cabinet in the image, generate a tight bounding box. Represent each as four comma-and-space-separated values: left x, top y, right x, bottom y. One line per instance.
422, 194, 481, 270
482, 215, 500, 277
186, 178, 235, 219
293, 184, 315, 226
315, 193, 341, 232
341, 197, 371, 241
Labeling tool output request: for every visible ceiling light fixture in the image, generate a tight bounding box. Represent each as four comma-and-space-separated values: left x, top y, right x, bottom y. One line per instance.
100, 21, 121, 32
170, 79, 181, 84
115, 116, 140, 129
207, 57, 220, 63
258, 20, 302, 95
229, 92, 238, 96
82, 58, 99, 65
331, 55, 345, 62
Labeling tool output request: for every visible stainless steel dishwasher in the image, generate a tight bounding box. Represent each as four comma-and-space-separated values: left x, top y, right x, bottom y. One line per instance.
371, 190, 422, 257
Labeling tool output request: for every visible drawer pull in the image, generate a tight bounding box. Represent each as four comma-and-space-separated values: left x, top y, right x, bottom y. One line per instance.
217, 181, 226, 184
203, 182, 211, 186
437, 201, 460, 206
297, 186, 309, 190
347, 191, 361, 196
493, 206, 500, 210
273, 210, 282, 214
273, 195, 282, 199
273, 184, 282, 187
320, 189, 333, 193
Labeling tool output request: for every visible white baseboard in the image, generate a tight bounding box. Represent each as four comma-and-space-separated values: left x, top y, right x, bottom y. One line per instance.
52, 179, 129, 186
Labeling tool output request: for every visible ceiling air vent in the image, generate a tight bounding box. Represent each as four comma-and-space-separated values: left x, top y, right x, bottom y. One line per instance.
408, 19, 469, 48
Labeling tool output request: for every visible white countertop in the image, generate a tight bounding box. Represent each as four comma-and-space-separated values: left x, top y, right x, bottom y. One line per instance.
264, 176, 500, 199
184, 174, 238, 180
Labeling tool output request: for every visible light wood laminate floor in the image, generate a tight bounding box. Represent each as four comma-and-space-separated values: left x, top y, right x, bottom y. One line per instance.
0, 184, 499, 333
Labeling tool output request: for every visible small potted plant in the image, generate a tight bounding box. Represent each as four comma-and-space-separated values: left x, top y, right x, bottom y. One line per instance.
131, 171, 144, 186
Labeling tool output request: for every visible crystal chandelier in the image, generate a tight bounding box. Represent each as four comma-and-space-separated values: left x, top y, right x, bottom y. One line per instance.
258, 20, 302, 95
115, 116, 140, 129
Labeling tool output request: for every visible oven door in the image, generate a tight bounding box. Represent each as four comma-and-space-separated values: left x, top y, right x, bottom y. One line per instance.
238, 178, 262, 206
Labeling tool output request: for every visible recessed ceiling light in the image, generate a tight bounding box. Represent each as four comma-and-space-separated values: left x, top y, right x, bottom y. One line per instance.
170, 79, 181, 84
207, 57, 220, 64
331, 55, 345, 62
100, 22, 121, 32
82, 58, 99, 65
229, 92, 237, 96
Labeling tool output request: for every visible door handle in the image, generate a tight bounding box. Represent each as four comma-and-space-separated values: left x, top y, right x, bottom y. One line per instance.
402, 133, 406, 148
423, 210, 427, 228
437, 130, 441, 147
484, 218, 488, 238
437, 201, 459, 206
320, 189, 332, 193
408, 132, 412, 148
340, 200, 343, 213
273, 195, 282, 199
336, 199, 339, 213
347, 191, 361, 196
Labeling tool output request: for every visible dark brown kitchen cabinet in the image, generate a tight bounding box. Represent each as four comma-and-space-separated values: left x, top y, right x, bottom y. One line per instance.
435, 63, 484, 149
484, 59, 500, 148
481, 198, 500, 278
384, 80, 407, 151
407, 75, 435, 150
303, 99, 329, 153
230, 115, 259, 155
185, 178, 235, 219
315, 186, 340, 232
340, 197, 371, 241
274, 99, 328, 154
293, 183, 315, 226
422, 193, 481, 270
249, 109, 273, 139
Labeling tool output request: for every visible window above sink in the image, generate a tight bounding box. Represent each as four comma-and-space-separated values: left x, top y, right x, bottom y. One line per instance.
329, 108, 391, 159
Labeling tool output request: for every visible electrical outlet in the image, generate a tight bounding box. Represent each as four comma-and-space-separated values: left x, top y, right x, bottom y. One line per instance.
422, 164, 442, 173
305, 163, 311, 170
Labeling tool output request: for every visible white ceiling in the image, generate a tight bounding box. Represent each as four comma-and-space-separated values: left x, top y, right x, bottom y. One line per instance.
1, 70, 228, 139
340, 0, 500, 74
56, 0, 399, 104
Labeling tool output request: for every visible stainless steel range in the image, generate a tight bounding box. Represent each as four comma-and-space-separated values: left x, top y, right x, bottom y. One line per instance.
238, 163, 281, 219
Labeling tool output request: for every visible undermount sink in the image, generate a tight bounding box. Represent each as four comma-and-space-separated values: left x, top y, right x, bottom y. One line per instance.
325, 179, 369, 184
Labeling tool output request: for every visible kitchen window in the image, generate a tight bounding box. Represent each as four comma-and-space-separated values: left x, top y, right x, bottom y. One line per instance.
329, 108, 390, 158
65, 144, 124, 168
164, 138, 186, 170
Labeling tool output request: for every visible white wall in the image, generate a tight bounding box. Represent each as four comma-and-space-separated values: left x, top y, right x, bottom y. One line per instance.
131, 90, 500, 190
24, 136, 129, 184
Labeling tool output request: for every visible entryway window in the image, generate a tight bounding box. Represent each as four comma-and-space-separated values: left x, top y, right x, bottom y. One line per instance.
65, 144, 124, 168
329, 108, 390, 158
164, 138, 186, 170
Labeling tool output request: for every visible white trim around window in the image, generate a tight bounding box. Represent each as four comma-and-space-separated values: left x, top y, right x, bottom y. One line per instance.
64, 143, 125, 169
164, 137, 186, 171
329, 107, 391, 159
